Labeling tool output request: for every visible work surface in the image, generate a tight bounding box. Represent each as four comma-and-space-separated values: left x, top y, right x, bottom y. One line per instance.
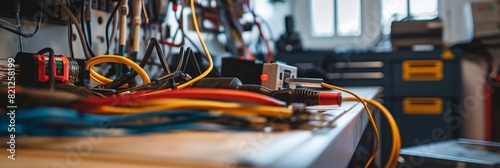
1, 87, 379, 168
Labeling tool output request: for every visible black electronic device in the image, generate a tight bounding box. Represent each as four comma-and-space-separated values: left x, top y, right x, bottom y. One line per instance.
391, 20, 443, 51
276, 15, 302, 52
221, 57, 263, 85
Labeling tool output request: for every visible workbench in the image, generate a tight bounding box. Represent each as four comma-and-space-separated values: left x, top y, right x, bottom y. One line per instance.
0, 87, 380, 168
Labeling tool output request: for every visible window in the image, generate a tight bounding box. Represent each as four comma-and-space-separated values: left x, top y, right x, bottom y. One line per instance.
382, 0, 439, 34
310, 0, 362, 37
296, 0, 379, 49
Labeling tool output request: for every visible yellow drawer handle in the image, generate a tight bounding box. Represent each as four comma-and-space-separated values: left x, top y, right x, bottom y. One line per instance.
403, 98, 443, 115
403, 60, 443, 81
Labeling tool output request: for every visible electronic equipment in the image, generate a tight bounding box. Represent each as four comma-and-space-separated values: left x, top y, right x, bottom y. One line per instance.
192, 77, 342, 106
471, 1, 500, 40
391, 20, 443, 51
221, 58, 263, 84
277, 15, 303, 52
221, 58, 298, 90
12, 52, 88, 87
261, 62, 297, 90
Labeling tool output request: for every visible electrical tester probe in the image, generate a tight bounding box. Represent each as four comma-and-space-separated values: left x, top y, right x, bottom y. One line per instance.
193, 77, 342, 106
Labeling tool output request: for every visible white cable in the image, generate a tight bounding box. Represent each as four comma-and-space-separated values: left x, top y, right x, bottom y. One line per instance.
119, 0, 129, 47
132, 0, 142, 53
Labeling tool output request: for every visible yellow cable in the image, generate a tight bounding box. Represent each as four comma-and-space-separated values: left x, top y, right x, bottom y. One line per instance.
86, 55, 151, 86
366, 99, 400, 168
321, 83, 379, 168
344, 97, 401, 168
175, 0, 213, 89
94, 98, 293, 117
137, 0, 212, 94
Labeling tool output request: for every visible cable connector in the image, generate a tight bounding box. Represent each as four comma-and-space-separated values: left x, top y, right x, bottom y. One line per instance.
192, 77, 342, 106
284, 77, 323, 88
172, 0, 178, 11
236, 84, 342, 106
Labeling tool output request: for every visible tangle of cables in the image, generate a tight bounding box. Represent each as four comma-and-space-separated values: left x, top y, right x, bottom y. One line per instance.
0, 1, 401, 167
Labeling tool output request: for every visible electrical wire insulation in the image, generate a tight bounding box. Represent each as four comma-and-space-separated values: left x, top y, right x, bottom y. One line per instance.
321, 82, 379, 168
106, 38, 171, 89
95, 98, 293, 117
86, 55, 151, 86
0, 108, 251, 136
344, 97, 401, 168
105, 0, 123, 54
0, 18, 17, 28
56, 0, 93, 59
0, 3, 43, 38
177, 0, 214, 89
139, 0, 214, 92
247, 2, 273, 63
67, 19, 75, 58
73, 88, 286, 112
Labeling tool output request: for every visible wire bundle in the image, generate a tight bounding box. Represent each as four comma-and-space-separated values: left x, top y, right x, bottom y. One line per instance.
321, 83, 401, 168
0, 108, 252, 136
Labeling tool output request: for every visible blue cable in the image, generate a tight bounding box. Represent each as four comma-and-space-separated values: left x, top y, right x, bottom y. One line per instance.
1, 108, 252, 136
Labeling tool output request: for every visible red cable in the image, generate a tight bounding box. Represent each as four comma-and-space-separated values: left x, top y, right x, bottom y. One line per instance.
244, 46, 257, 61
73, 88, 285, 112
160, 39, 184, 47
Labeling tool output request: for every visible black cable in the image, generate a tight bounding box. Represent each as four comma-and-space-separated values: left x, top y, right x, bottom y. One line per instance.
63, 1, 74, 59
175, 7, 203, 54
175, 47, 185, 72
182, 48, 191, 72
68, 20, 75, 58
81, 0, 87, 41
189, 49, 202, 75
115, 71, 182, 93
151, 38, 172, 74
183, 47, 202, 75
217, 5, 238, 56
86, 21, 92, 48
0, 3, 43, 38
156, 71, 181, 90
80, 1, 93, 54
105, 0, 123, 54
36, 48, 55, 91
107, 38, 172, 89
54, 84, 105, 97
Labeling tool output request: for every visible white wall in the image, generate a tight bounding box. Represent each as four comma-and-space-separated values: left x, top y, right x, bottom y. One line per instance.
0, 19, 69, 59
